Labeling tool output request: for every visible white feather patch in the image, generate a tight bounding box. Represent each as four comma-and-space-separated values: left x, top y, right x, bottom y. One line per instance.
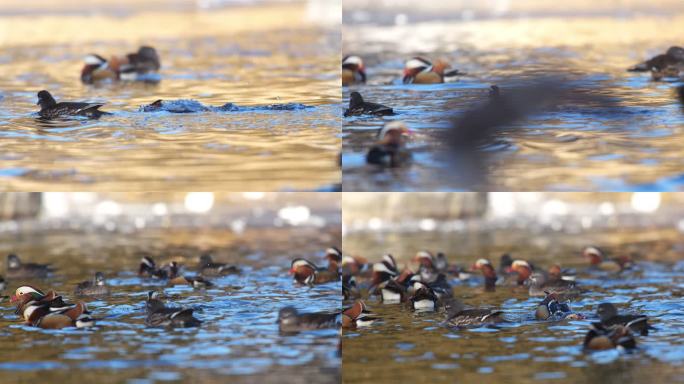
405, 58, 431, 70
381, 288, 401, 303
84, 55, 105, 66
120, 72, 137, 81
413, 300, 435, 311
373, 262, 396, 275
343, 56, 362, 66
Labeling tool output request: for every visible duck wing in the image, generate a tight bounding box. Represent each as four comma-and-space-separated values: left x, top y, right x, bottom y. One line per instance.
169, 308, 202, 327
297, 313, 339, 329
75, 103, 106, 114
363, 101, 393, 115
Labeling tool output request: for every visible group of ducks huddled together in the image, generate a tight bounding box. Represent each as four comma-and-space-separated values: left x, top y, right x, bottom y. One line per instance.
343, 47, 684, 168
2, 251, 252, 330
34, 46, 310, 120
340, 246, 654, 351
277, 248, 343, 333
3, 252, 245, 329
2, 248, 345, 334
35, 46, 160, 119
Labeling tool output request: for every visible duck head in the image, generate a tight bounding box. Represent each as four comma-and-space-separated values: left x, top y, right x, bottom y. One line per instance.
325, 247, 342, 263
80, 54, 109, 83
94, 272, 106, 286
7, 253, 21, 269
548, 264, 562, 279
277, 306, 299, 325
472, 258, 497, 288
342, 55, 366, 82
10, 285, 45, 303
130, 46, 161, 70
403, 57, 432, 83
289, 258, 317, 284
348, 91, 364, 109
199, 254, 214, 265
167, 261, 180, 279
413, 251, 434, 268
370, 259, 398, 286
377, 121, 411, 146
666, 46, 684, 61
342, 255, 365, 276
509, 260, 532, 284
582, 246, 604, 265
146, 291, 165, 312
139, 255, 157, 275
434, 252, 448, 270
37, 90, 58, 110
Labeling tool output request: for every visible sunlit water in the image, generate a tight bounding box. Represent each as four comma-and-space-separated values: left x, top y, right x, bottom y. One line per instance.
0, 2, 340, 191
0, 227, 341, 383
342, 229, 684, 383
342, 8, 684, 191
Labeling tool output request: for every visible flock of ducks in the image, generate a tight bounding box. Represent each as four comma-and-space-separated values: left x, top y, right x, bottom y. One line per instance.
35, 46, 158, 119
341, 246, 653, 351
34, 46, 308, 119
343, 46, 684, 168
342, 55, 464, 86
3, 248, 343, 332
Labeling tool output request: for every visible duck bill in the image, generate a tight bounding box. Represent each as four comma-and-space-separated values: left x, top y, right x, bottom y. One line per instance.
9, 295, 17, 303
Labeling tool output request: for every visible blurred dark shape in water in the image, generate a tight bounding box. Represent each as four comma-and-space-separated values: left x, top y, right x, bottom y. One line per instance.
444, 76, 621, 188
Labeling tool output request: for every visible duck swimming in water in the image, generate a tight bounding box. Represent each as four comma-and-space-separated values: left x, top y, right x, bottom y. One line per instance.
366, 121, 412, 167
342, 55, 367, 86
344, 92, 394, 117
36, 90, 109, 119
81, 46, 161, 84
628, 46, 684, 72
403, 57, 463, 84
